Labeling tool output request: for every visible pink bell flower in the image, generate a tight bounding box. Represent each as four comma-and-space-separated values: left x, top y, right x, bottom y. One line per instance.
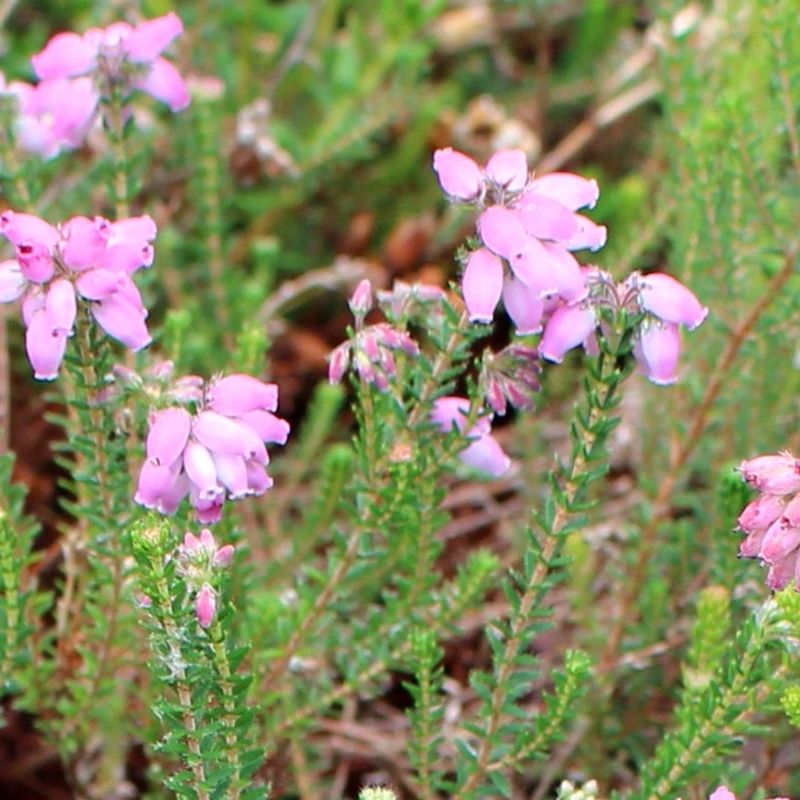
31, 12, 189, 112
704, 788, 788, 800
431, 396, 510, 477
194, 584, 216, 628
432, 147, 605, 330
738, 453, 800, 495
134, 374, 289, 522
0, 210, 156, 379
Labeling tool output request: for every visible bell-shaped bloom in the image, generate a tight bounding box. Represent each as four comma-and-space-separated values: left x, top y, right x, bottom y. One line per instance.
32, 12, 189, 112
12, 76, 98, 159
738, 453, 800, 495
705, 788, 789, 800
432, 147, 484, 201
638, 272, 708, 329
539, 303, 597, 364
430, 396, 510, 477
135, 375, 289, 522
484, 149, 528, 192
463, 248, 503, 323
194, 584, 217, 628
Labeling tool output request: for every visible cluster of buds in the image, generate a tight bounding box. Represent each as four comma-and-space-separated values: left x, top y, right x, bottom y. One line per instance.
135, 373, 290, 523
433, 147, 604, 329
176, 528, 234, 628
2, 13, 188, 160
737, 452, 800, 591
430, 396, 510, 477
540, 268, 708, 385
481, 343, 541, 416
328, 279, 421, 391
0, 211, 156, 379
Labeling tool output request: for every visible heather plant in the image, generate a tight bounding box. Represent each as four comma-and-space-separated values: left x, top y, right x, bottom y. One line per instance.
1, 2, 800, 800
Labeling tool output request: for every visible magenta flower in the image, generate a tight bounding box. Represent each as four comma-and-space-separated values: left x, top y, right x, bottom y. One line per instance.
0, 211, 155, 379
0, 73, 98, 159
536, 269, 707, 386
134, 374, 290, 523
430, 396, 510, 477
194, 584, 217, 628
432, 146, 604, 327
31, 12, 189, 112
737, 451, 800, 591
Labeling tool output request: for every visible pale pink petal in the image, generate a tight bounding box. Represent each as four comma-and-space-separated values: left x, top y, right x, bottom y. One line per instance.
484, 149, 528, 192
528, 172, 599, 210
638, 272, 708, 329
760, 519, 800, 563
507, 239, 559, 295
460, 434, 510, 477
245, 459, 274, 494
135, 458, 179, 507
236, 410, 290, 445
635, 321, 681, 385
124, 12, 184, 62
211, 452, 250, 498
515, 193, 580, 242
478, 206, 529, 259
432, 147, 483, 201
430, 396, 470, 434
31, 32, 97, 79
194, 584, 216, 628
60, 216, 110, 270
25, 308, 67, 380
193, 410, 267, 463
0, 260, 26, 302
564, 214, 607, 251
191, 490, 224, 524
708, 788, 736, 800
91, 293, 151, 350
146, 407, 191, 464
75, 267, 127, 300
766, 553, 795, 591
207, 374, 279, 415
45, 278, 77, 334
462, 247, 503, 323
539, 304, 597, 363
540, 243, 586, 301
132, 57, 190, 112
184, 440, 223, 501
501, 276, 544, 334
39, 77, 98, 148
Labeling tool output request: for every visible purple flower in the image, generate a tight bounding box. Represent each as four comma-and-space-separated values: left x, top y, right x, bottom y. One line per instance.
31, 12, 189, 112
432, 146, 604, 327
134, 374, 290, 523
430, 396, 510, 477
0, 211, 156, 379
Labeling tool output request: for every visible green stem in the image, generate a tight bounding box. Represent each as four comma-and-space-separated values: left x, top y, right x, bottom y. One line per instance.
209, 624, 242, 800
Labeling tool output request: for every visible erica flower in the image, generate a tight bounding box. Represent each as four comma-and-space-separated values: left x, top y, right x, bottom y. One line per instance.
430, 396, 510, 477
699, 787, 789, 800
0, 73, 98, 159
737, 452, 800, 591
31, 12, 189, 112
433, 146, 604, 328
135, 373, 290, 523
538, 269, 707, 386
0, 211, 155, 379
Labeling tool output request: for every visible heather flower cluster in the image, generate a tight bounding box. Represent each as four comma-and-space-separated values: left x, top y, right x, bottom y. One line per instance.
433, 147, 605, 331
176, 528, 235, 628
135, 373, 290, 523
0, 211, 156, 379
1, 12, 188, 160
541, 268, 708, 385
328, 279, 421, 391
737, 452, 800, 591
433, 148, 708, 385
